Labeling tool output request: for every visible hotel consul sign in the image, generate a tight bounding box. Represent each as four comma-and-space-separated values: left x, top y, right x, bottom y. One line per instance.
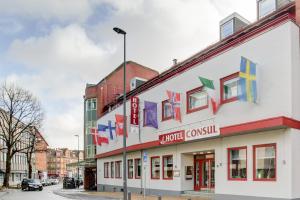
159, 122, 220, 145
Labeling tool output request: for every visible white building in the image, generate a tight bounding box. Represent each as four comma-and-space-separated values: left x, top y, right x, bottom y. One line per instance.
95, 1, 300, 199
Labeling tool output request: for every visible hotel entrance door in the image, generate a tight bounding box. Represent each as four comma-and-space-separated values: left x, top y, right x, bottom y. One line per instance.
194, 154, 215, 191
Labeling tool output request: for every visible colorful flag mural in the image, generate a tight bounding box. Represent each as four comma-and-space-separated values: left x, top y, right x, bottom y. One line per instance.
238, 57, 257, 103
115, 114, 127, 137
144, 101, 158, 129
166, 90, 181, 122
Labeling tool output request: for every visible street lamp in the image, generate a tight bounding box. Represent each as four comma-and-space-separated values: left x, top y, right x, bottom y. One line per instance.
74, 134, 80, 188
113, 26, 127, 200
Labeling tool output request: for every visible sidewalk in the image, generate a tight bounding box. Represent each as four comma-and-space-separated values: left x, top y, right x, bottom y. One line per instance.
54, 188, 212, 200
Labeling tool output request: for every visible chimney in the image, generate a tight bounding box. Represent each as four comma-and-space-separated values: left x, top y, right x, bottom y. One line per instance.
296, 0, 300, 25
219, 12, 250, 40
173, 59, 178, 66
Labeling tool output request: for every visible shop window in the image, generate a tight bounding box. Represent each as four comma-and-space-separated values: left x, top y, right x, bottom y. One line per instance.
163, 155, 173, 180
253, 143, 276, 181
128, 159, 133, 179
228, 146, 247, 181
104, 162, 109, 178
151, 156, 160, 179
110, 162, 114, 178
220, 72, 239, 104
162, 100, 173, 121
186, 87, 208, 114
135, 158, 141, 179
115, 161, 122, 178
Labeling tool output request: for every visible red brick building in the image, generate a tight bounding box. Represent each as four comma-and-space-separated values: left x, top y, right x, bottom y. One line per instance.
35, 131, 48, 179
83, 61, 158, 190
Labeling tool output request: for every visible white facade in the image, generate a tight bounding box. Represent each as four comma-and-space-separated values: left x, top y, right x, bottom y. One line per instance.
96, 15, 300, 200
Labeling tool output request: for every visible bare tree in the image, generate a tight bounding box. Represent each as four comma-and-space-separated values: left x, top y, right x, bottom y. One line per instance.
0, 83, 43, 187
25, 127, 38, 179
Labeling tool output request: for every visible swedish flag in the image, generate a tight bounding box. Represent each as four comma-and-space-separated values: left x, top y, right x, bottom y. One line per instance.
238, 57, 257, 103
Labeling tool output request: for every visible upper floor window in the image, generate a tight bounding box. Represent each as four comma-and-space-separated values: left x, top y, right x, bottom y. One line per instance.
220, 72, 239, 104
253, 143, 276, 181
186, 87, 208, 114
220, 19, 234, 39
162, 100, 173, 121
228, 147, 247, 181
86, 98, 97, 111
258, 0, 276, 19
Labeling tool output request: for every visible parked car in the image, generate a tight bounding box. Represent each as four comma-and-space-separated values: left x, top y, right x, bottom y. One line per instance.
21, 179, 43, 191
63, 177, 75, 189
41, 179, 47, 186
45, 179, 51, 186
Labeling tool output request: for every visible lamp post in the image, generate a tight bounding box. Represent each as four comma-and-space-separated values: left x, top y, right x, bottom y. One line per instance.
74, 134, 80, 188
113, 27, 127, 200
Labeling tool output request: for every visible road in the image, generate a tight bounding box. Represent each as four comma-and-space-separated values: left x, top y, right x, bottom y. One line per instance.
0, 184, 115, 200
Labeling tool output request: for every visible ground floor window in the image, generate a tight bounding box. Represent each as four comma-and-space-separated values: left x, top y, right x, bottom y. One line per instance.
110, 162, 114, 178
253, 143, 276, 181
115, 161, 122, 178
151, 156, 160, 179
104, 162, 109, 178
128, 159, 133, 179
163, 155, 173, 179
135, 158, 141, 179
228, 146, 247, 180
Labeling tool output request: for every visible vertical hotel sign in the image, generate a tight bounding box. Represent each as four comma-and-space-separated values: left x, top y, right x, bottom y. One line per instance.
130, 96, 139, 125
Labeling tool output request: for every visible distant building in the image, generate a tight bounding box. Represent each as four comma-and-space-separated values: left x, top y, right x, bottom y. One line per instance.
35, 131, 48, 179
47, 148, 83, 179
83, 61, 159, 190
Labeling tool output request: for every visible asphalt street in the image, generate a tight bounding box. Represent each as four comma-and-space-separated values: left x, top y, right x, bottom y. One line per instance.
0, 184, 116, 200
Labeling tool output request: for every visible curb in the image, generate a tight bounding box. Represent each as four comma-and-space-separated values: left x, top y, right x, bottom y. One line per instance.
53, 189, 119, 200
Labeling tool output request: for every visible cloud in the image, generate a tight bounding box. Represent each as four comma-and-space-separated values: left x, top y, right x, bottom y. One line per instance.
0, 18, 23, 34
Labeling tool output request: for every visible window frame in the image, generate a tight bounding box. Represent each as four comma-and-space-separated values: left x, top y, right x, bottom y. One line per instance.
115, 161, 122, 179
186, 86, 208, 114
161, 100, 173, 121
110, 161, 114, 178
127, 159, 134, 179
135, 158, 141, 179
253, 143, 277, 182
104, 162, 109, 178
227, 146, 247, 181
220, 72, 239, 104
151, 156, 160, 180
162, 155, 173, 180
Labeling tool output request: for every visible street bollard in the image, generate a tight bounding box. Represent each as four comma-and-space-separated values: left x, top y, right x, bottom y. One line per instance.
158, 195, 162, 200
128, 191, 131, 200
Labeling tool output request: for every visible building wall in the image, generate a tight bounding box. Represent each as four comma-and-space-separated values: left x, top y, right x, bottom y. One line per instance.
97, 21, 299, 155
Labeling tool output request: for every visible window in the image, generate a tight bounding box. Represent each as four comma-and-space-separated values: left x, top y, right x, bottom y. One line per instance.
220, 19, 234, 39
186, 87, 208, 114
151, 156, 160, 179
258, 0, 276, 19
110, 162, 114, 178
253, 143, 276, 181
135, 158, 141, 179
163, 155, 173, 180
162, 100, 173, 121
220, 72, 239, 104
228, 147, 247, 180
115, 161, 122, 178
104, 162, 109, 178
128, 159, 133, 179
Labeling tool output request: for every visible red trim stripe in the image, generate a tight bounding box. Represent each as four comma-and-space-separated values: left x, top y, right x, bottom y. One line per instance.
95, 116, 300, 159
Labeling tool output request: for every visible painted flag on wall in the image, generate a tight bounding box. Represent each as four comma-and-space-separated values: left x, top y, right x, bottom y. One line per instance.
199, 77, 219, 114
97, 124, 109, 145
107, 120, 116, 140
115, 114, 127, 137
90, 128, 98, 145
238, 57, 257, 103
144, 101, 158, 129
166, 90, 181, 122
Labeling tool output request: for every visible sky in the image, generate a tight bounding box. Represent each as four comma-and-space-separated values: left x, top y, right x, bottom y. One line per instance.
0, 0, 257, 150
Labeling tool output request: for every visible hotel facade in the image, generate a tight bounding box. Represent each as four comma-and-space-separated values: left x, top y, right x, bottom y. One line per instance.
94, 1, 300, 199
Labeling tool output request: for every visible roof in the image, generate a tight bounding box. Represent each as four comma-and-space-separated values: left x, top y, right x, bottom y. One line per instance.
104, 1, 295, 111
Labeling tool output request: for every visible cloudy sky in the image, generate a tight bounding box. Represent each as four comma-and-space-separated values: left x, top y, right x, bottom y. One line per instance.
0, 0, 257, 150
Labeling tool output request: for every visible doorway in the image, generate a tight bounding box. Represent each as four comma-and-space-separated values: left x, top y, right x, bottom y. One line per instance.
194, 153, 215, 191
